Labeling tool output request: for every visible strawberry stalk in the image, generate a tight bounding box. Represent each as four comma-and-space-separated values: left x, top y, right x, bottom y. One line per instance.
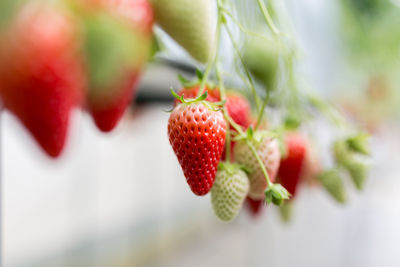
255, 91, 270, 130
215, 2, 289, 205
197, 1, 224, 97
256, 0, 280, 36
223, 22, 261, 111
216, 62, 232, 161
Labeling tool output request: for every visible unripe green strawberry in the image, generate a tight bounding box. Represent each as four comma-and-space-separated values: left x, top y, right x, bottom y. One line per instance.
72, 0, 153, 132
211, 163, 249, 222
234, 132, 281, 200
243, 36, 279, 91
317, 170, 347, 203
168, 96, 226, 196
151, 0, 213, 63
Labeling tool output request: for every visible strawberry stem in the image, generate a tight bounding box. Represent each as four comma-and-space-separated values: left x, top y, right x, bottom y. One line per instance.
220, 7, 274, 43
223, 23, 262, 112
256, 0, 280, 36
255, 91, 270, 130
216, 62, 232, 162
197, 1, 224, 97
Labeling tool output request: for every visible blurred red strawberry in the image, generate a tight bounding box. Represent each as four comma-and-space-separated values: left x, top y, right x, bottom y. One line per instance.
225, 91, 251, 130
78, 0, 153, 132
277, 133, 307, 197
0, 3, 85, 157
222, 91, 251, 161
245, 197, 264, 217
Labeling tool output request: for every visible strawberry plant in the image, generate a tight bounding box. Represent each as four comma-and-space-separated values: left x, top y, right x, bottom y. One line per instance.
164, 0, 371, 221
0, 0, 372, 223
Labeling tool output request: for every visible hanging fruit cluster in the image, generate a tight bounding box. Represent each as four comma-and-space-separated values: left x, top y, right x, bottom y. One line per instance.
0, 0, 371, 222
0, 0, 154, 157
165, 0, 371, 222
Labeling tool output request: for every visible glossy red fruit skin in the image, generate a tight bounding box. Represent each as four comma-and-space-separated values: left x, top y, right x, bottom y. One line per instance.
222, 92, 251, 161
245, 197, 264, 217
277, 133, 307, 197
0, 4, 85, 157
90, 72, 140, 131
225, 92, 251, 130
88, 0, 154, 132
174, 85, 221, 106
168, 103, 226, 196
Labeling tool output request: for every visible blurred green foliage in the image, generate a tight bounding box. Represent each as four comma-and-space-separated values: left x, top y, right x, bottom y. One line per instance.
341, 0, 400, 71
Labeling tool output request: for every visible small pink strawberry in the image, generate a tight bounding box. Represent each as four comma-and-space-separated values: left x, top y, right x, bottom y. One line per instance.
168, 93, 226, 196
234, 130, 281, 200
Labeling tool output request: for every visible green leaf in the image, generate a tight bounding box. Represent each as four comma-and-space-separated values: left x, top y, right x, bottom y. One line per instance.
177, 74, 192, 87
170, 88, 182, 101
196, 69, 204, 81
149, 35, 163, 60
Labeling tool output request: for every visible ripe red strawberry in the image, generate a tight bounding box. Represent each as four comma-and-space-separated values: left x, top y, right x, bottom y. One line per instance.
168, 100, 226, 196
245, 197, 264, 217
79, 0, 153, 132
221, 91, 251, 161
174, 85, 220, 105
277, 133, 307, 197
225, 91, 251, 130
234, 132, 281, 199
0, 3, 85, 157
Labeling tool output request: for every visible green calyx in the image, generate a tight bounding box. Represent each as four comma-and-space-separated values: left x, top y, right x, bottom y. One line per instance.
177, 69, 216, 89
234, 127, 267, 145
234, 127, 282, 149
170, 90, 225, 111
345, 133, 370, 155
218, 162, 251, 176
333, 133, 370, 190
264, 183, 291, 206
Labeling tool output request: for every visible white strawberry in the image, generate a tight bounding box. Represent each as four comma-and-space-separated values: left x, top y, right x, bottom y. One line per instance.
234, 131, 281, 200
211, 163, 249, 222
150, 0, 214, 63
